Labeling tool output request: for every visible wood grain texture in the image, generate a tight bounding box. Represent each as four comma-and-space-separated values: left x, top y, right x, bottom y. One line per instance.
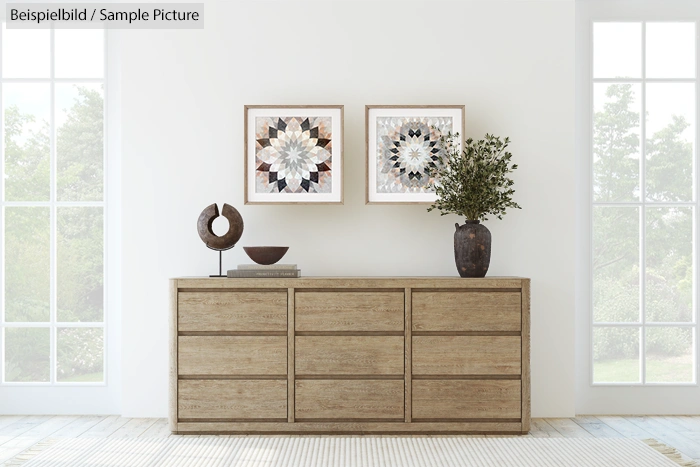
175, 277, 526, 290
178, 336, 286, 375
175, 421, 522, 434
413, 336, 521, 375
287, 287, 295, 423
178, 291, 287, 332
295, 380, 404, 419
295, 292, 404, 331
178, 380, 287, 419
412, 291, 521, 332
170, 276, 531, 435
169, 280, 178, 431
412, 380, 521, 419
521, 278, 531, 433
296, 336, 404, 375
405, 288, 412, 423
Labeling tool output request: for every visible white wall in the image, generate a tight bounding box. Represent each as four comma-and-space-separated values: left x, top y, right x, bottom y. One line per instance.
120, 0, 575, 418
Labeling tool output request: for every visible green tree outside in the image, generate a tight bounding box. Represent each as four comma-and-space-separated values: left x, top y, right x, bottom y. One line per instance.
593, 84, 693, 383
4, 85, 104, 382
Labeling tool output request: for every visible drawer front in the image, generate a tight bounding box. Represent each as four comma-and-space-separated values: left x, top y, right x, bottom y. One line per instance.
295, 292, 404, 332
412, 380, 521, 419
412, 291, 521, 332
178, 291, 287, 332
178, 336, 286, 375
413, 336, 521, 375
295, 380, 404, 420
178, 380, 287, 419
296, 336, 404, 375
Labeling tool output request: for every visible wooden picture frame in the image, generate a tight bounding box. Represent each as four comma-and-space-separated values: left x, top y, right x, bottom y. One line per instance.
244, 105, 344, 204
365, 105, 465, 204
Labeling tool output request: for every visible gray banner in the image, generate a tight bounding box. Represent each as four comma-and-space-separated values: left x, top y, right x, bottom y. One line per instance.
7, 3, 204, 29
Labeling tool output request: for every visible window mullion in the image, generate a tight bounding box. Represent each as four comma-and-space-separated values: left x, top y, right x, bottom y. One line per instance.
695, 19, 700, 385
49, 27, 56, 386
0, 20, 5, 384
640, 21, 647, 385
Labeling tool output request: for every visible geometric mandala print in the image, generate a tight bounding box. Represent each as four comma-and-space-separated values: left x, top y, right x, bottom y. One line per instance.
255, 116, 333, 194
376, 116, 452, 194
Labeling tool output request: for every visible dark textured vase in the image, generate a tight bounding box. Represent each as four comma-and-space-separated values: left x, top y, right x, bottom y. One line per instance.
454, 221, 491, 278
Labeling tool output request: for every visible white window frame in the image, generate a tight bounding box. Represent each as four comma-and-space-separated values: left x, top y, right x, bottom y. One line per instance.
0, 24, 121, 414
577, 0, 700, 415
590, 20, 698, 387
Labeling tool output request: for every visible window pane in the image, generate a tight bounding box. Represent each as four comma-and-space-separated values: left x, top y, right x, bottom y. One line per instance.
55, 30, 104, 78
646, 207, 693, 323
593, 207, 640, 323
3, 83, 51, 201
57, 207, 104, 322
594, 23, 642, 79
646, 83, 695, 202
4, 207, 50, 322
57, 327, 104, 382
1, 25, 50, 78
4, 327, 50, 382
646, 23, 695, 79
56, 84, 104, 201
646, 327, 694, 383
593, 83, 641, 202
593, 327, 640, 383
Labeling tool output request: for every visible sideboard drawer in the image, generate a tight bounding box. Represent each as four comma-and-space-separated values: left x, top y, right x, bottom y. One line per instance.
412, 380, 521, 419
295, 380, 403, 420
178, 291, 287, 332
295, 292, 404, 331
178, 380, 287, 420
296, 336, 403, 375
178, 336, 286, 375
413, 336, 521, 375
412, 291, 521, 332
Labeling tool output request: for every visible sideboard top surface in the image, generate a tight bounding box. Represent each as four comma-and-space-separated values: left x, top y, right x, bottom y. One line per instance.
172, 277, 530, 289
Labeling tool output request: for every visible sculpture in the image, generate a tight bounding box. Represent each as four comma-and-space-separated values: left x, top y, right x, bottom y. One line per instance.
197, 203, 244, 277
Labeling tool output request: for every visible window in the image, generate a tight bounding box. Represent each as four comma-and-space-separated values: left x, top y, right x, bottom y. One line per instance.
1, 26, 106, 384
591, 22, 697, 384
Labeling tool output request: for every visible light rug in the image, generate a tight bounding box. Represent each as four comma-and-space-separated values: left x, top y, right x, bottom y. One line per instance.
4, 436, 698, 467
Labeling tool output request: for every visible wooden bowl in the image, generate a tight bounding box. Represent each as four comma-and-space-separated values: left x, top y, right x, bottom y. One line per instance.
243, 246, 289, 265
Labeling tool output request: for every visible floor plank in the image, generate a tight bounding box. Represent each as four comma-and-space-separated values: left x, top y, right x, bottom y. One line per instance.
572, 416, 624, 438
52, 416, 107, 438
626, 416, 700, 459
530, 419, 564, 438
0, 416, 76, 463
79, 416, 130, 438
0, 417, 25, 433
140, 419, 172, 438
596, 416, 656, 439
109, 418, 158, 438
546, 418, 595, 438
0, 416, 53, 447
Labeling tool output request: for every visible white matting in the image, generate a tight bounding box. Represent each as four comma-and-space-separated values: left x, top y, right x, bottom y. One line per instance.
4, 436, 696, 467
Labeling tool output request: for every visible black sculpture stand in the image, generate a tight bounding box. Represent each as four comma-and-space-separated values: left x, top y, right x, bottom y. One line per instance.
208, 246, 233, 278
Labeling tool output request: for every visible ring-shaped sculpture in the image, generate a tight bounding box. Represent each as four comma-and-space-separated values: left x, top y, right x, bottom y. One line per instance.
197, 203, 244, 276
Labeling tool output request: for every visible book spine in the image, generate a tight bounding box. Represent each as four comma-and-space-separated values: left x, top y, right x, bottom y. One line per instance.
237, 264, 298, 270
227, 270, 301, 278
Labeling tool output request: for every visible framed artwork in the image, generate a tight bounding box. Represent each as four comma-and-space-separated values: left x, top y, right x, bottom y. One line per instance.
365, 105, 465, 204
245, 105, 344, 204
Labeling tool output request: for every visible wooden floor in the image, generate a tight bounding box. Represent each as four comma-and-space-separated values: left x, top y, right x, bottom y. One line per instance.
0, 416, 699, 464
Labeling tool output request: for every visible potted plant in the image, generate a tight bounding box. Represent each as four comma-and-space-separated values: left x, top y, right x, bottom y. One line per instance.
428, 133, 521, 278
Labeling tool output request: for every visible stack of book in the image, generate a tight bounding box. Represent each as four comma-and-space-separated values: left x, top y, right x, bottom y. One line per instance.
227, 264, 301, 278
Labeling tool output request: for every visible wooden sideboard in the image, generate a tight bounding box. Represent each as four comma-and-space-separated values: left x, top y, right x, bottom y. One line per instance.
170, 277, 530, 434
